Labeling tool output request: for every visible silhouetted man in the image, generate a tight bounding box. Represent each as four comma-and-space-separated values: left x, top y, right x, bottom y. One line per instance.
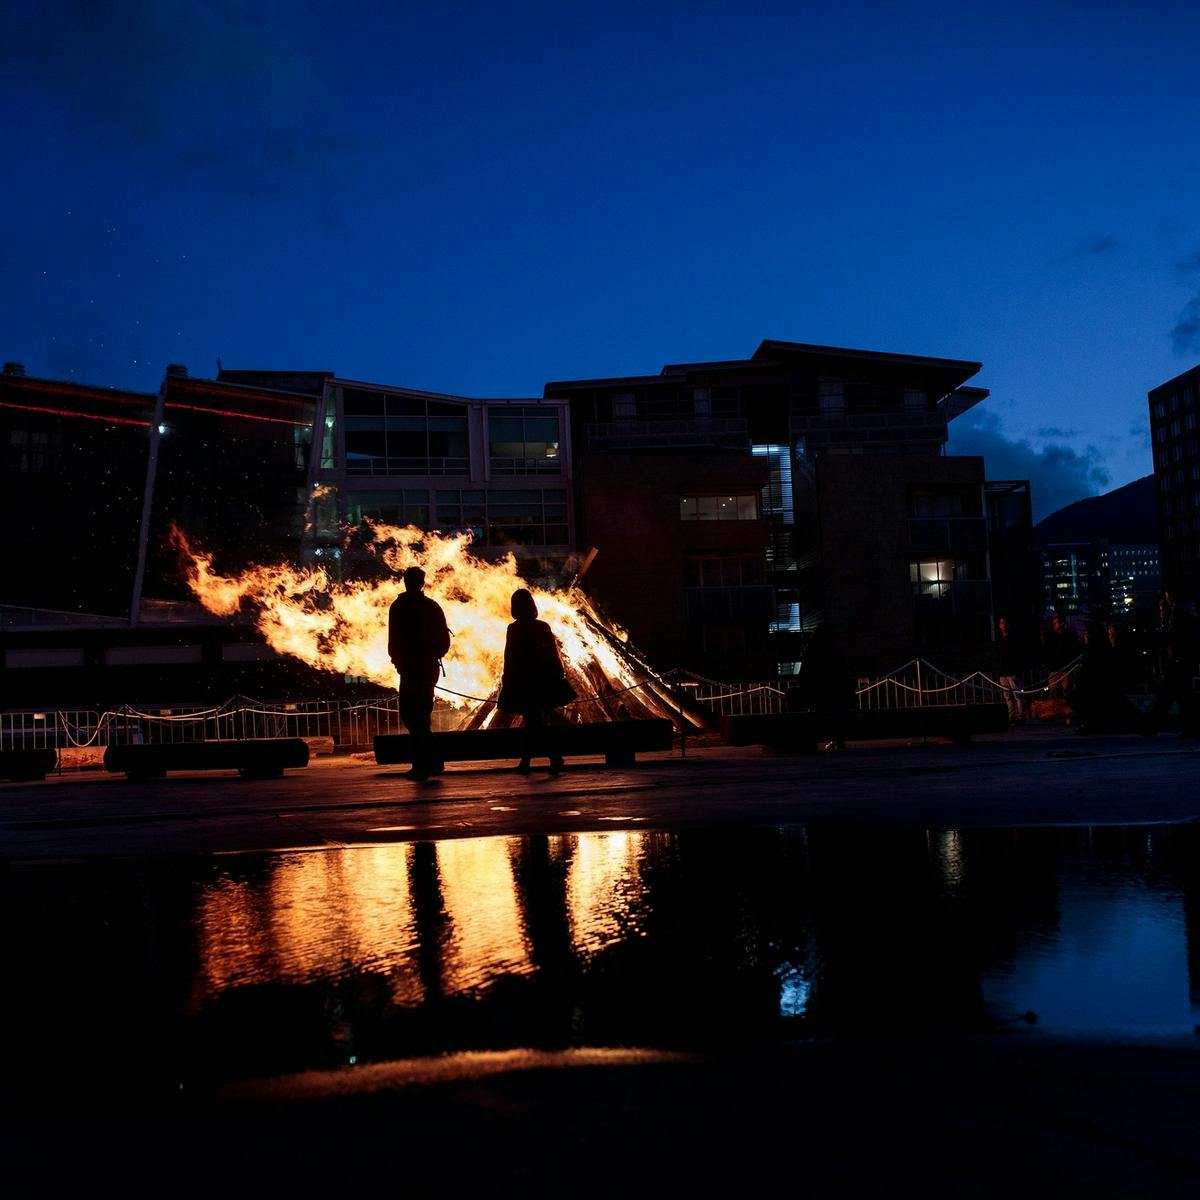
995, 615, 1025, 726
1041, 613, 1079, 699
388, 566, 451, 780
1143, 583, 1200, 738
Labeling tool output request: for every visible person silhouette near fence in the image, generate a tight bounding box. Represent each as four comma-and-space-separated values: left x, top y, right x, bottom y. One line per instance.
1041, 612, 1080, 701
497, 588, 576, 775
994, 615, 1026, 727
1069, 620, 1136, 734
794, 623, 852, 749
1141, 583, 1200, 738
388, 565, 451, 781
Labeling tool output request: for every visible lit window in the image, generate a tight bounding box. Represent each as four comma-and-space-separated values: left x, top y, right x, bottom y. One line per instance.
680, 494, 759, 521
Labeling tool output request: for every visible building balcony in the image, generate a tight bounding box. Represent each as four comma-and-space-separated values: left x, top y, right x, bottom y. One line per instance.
586, 418, 749, 452
489, 456, 564, 476
912, 579, 992, 616
346, 456, 470, 476
908, 517, 988, 555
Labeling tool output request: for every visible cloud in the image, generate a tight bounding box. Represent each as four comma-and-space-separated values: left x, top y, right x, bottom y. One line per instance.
1034, 425, 1080, 439
1172, 296, 1200, 355
947, 410, 1110, 521
1177, 250, 1200, 274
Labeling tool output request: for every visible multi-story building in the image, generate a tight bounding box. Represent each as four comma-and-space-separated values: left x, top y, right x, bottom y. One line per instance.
231, 370, 576, 576
1040, 542, 1100, 618
2, 342, 1035, 700
546, 340, 1036, 679
1099, 544, 1161, 621
1149, 363, 1200, 589
1039, 541, 1161, 630
0, 361, 572, 706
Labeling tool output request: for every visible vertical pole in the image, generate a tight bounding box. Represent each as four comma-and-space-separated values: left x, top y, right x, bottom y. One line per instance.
678, 684, 686, 758
916, 659, 923, 708
130, 381, 167, 624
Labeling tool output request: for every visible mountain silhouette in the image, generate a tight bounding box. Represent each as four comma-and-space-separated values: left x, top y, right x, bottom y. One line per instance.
1034, 475, 1157, 546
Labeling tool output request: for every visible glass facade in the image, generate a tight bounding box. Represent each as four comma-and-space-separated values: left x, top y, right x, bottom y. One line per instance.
488, 407, 562, 475
343, 389, 469, 476
436, 487, 566, 549
346, 490, 431, 528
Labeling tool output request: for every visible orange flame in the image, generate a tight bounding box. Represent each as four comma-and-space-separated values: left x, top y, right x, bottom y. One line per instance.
171, 523, 648, 718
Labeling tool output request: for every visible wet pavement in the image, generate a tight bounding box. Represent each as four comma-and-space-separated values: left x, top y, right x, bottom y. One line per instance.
5, 731, 1200, 1194
5, 822, 1200, 1098
1, 729, 1199, 859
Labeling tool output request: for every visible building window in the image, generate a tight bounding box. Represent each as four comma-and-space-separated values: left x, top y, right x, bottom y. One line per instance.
343, 390, 469, 475
680, 494, 759, 520
684, 554, 766, 588
1170, 393, 1181, 412
1155, 400, 1166, 419
434, 489, 487, 542
611, 392, 636, 420
1156, 426, 1168, 444
433, 489, 568, 547
346, 489, 430, 528
7, 428, 61, 473
911, 559, 956, 599
818, 377, 844, 416
488, 406, 562, 474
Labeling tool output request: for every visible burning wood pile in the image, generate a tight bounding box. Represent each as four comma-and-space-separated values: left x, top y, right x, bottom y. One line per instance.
171, 522, 710, 732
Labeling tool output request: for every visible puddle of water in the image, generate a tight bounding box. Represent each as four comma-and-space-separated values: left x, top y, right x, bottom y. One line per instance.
4, 824, 1200, 1101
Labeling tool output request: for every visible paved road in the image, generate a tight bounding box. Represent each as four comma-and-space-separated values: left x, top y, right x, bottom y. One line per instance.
2, 728, 1197, 859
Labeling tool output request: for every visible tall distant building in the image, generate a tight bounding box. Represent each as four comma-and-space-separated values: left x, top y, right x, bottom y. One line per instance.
1149, 362, 1200, 589
1039, 540, 1159, 627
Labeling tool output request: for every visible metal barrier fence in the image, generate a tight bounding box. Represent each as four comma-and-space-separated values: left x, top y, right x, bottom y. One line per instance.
854, 659, 1081, 711
672, 676, 788, 717
0, 697, 412, 753
0, 658, 1085, 753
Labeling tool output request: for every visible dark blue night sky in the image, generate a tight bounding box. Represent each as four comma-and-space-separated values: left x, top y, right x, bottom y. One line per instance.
3, 1, 1199, 517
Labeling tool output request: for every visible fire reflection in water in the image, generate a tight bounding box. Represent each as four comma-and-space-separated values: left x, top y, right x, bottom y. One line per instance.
194, 832, 653, 1006
563, 831, 648, 955
196, 846, 424, 1004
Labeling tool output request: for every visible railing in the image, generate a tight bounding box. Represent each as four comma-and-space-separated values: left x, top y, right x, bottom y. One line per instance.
0, 655, 1087, 755
854, 658, 1081, 711
488, 456, 564, 476
670, 670, 788, 717
908, 517, 988, 555
346, 456, 470, 475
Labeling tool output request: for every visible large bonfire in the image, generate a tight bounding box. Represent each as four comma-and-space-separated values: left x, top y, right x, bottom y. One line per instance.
171, 522, 703, 730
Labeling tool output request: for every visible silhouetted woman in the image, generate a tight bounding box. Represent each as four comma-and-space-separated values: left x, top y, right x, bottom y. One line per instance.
498, 588, 577, 774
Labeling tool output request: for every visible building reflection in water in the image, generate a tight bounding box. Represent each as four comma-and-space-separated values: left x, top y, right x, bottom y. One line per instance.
184, 824, 1200, 1076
